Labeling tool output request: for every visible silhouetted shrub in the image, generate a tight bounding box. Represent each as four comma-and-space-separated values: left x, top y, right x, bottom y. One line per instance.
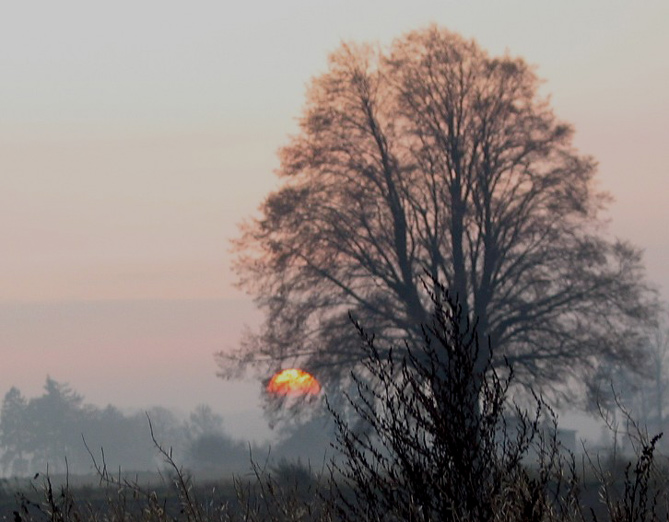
327, 281, 600, 521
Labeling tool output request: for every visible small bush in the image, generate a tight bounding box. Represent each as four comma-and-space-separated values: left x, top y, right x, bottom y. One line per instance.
326, 283, 569, 520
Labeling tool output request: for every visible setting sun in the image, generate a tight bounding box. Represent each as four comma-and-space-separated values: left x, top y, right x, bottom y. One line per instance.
266, 368, 321, 397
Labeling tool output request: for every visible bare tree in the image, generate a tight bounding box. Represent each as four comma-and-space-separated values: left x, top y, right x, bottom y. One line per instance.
221, 26, 656, 403
592, 318, 669, 441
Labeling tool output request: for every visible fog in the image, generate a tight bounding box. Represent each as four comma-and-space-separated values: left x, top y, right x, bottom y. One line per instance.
1, 1, 668, 479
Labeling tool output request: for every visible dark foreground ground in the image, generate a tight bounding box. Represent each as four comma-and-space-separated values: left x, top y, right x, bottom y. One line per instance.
0, 466, 666, 522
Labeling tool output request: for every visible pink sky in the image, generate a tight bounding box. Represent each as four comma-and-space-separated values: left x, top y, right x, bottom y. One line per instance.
1, 1, 667, 439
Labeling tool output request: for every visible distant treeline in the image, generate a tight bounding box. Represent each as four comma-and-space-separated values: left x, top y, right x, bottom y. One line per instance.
0, 377, 257, 478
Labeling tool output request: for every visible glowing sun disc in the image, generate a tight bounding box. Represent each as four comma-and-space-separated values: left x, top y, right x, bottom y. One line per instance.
267, 368, 321, 396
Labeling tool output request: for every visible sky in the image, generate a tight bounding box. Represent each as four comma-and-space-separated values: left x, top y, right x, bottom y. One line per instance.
1, 1, 668, 442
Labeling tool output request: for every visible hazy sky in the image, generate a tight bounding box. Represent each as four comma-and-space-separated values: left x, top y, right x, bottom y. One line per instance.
1, 1, 667, 440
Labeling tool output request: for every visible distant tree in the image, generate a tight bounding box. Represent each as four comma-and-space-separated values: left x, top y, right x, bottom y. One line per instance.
183, 404, 264, 474
83, 405, 158, 472
187, 404, 224, 439
591, 318, 669, 443
26, 377, 87, 472
0, 378, 189, 476
272, 415, 334, 463
141, 406, 190, 462
0, 387, 30, 476
185, 432, 249, 473
646, 320, 669, 435
224, 25, 656, 404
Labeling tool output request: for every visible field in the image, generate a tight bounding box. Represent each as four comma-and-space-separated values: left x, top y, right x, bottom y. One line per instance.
0, 444, 666, 522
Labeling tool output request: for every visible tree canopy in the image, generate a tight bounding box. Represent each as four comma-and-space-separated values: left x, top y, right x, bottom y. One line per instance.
223, 26, 656, 403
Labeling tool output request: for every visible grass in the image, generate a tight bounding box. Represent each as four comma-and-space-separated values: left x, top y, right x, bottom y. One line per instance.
4, 443, 667, 522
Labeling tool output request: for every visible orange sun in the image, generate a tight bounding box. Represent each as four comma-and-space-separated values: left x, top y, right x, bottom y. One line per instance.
267, 368, 321, 396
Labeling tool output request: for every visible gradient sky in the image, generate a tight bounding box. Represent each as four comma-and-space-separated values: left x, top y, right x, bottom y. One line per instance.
1, 1, 667, 440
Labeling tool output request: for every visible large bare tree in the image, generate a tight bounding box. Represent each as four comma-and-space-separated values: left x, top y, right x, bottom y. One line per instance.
221, 26, 656, 403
